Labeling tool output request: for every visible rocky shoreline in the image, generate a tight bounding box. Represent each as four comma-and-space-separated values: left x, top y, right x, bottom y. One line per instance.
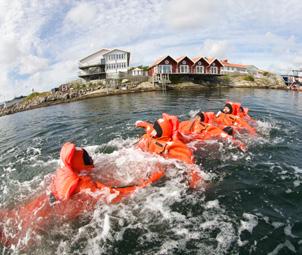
168, 72, 286, 90
0, 72, 287, 118
0, 82, 161, 117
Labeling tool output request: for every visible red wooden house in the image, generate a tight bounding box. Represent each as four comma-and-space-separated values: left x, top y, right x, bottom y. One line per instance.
175, 56, 194, 74
204, 57, 223, 74
148, 55, 223, 76
191, 56, 209, 74
148, 56, 177, 76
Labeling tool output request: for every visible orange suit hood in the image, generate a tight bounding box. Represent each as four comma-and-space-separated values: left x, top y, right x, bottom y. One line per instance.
60, 142, 94, 173
60, 142, 76, 168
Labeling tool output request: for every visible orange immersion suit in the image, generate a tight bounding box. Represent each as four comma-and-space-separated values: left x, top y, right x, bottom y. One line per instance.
136, 114, 194, 164
213, 112, 256, 135
201, 108, 256, 136
179, 117, 230, 141
178, 116, 247, 152
136, 113, 202, 188
0, 142, 165, 249
224, 101, 256, 124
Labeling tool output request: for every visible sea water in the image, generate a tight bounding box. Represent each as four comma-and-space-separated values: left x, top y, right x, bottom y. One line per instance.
0, 88, 301, 254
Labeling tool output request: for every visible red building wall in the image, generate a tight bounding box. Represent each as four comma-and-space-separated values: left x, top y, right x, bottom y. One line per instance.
148, 56, 177, 76
158, 57, 177, 73
148, 56, 223, 76
206, 59, 223, 74
176, 57, 194, 73
192, 58, 208, 74
148, 68, 154, 76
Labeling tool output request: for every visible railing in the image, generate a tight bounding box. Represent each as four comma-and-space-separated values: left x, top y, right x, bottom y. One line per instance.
79, 60, 105, 68
78, 69, 105, 77
153, 73, 171, 83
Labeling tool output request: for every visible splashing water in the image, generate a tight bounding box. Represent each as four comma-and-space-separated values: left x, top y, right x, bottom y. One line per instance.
0, 88, 302, 254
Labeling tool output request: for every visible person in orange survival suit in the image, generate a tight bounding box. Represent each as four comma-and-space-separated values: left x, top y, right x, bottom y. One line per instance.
223, 101, 256, 123
136, 113, 202, 188
179, 111, 247, 152
0, 142, 165, 249
50, 142, 164, 204
50, 142, 97, 202
211, 103, 256, 136
0, 143, 100, 249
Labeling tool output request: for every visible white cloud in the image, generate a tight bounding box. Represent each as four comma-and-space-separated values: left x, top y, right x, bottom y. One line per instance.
64, 2, 97, 27
0, 37, 20, 65
0, 0, 302, 101
164, 0, 222, 30
19, 55, 49, 75
25, 60, 78, 90
201, 40, 231, 59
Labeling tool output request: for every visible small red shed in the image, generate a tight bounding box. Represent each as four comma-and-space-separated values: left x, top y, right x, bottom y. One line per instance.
175, 56, 194, 74
148, 56, 177, 76
205, 57, 223, 74
191, 56, 209, 74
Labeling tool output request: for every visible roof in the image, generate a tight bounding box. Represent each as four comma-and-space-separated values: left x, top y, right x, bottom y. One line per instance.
80, 48, 111, 62
149, 56, 176, 69
191, 56, 209, 64
221, 60, 248, 68
175, 56, 194, 64
103, 48, 130, 56
205, 57, 223, 66
80, 48, 130, 62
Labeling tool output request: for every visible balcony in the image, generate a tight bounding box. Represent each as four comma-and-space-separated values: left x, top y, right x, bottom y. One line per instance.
79, 59, 105, 69
78, 67, 105, 77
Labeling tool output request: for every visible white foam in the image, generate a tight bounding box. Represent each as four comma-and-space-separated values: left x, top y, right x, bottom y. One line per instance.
284, 224, 298, 238
101, 213, 111, 240
272, 222, 285, 229
293, 180, 300, 187
291, 165, 302, 174
205, 200, 220, 209
189, 109, 200, 118
237, 213, 258, 247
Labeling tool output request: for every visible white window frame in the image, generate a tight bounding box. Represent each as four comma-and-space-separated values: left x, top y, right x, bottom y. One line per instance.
196, 66, 204, 74
158, 65, 172, 74
210, 66, 218, 74
179, 65, 189, 73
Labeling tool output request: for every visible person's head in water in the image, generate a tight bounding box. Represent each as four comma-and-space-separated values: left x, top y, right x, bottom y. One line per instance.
195, 111, 205, 122
222, 126, 234, 136
222, 103, 233, 114
239, 106, 248, 116
194, 111, 213, 123
151, 118, 173, 138
60, 142, 94, 173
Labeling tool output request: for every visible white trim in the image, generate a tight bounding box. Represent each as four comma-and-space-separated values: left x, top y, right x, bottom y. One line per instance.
179, 65, 189, 73
196, 66, 204, 74
210, 66, 218, 74
158, 65, 172, 74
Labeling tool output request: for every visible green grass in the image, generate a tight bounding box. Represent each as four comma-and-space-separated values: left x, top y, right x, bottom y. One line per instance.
242, 75, 255, 82
23, 92, 50, 103
262, 71, 270, 77
221, 75, 231, 82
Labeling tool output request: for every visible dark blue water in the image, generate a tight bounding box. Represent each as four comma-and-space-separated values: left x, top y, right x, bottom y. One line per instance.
0, 88, 301, 254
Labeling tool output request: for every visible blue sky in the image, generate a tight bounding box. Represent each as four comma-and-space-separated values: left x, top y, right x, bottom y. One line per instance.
0, 0, 302, 100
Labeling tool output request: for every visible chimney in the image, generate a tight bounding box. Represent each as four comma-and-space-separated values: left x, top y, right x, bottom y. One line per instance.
223, 59, 228, 63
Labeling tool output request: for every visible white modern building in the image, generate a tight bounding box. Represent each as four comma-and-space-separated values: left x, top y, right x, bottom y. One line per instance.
130, 67, 147, 76
104, 49, 130, 78
79, 48, 130, 80
221, 59, 250, 74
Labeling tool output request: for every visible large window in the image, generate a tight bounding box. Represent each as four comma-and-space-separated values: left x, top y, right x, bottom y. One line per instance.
196, 66, 204, 74
210, 66, 218, 74
179, 65, 189, 73
158, 65, 172, 74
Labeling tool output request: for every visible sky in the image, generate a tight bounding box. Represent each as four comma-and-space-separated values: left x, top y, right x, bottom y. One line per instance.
0, 0, 302, 101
